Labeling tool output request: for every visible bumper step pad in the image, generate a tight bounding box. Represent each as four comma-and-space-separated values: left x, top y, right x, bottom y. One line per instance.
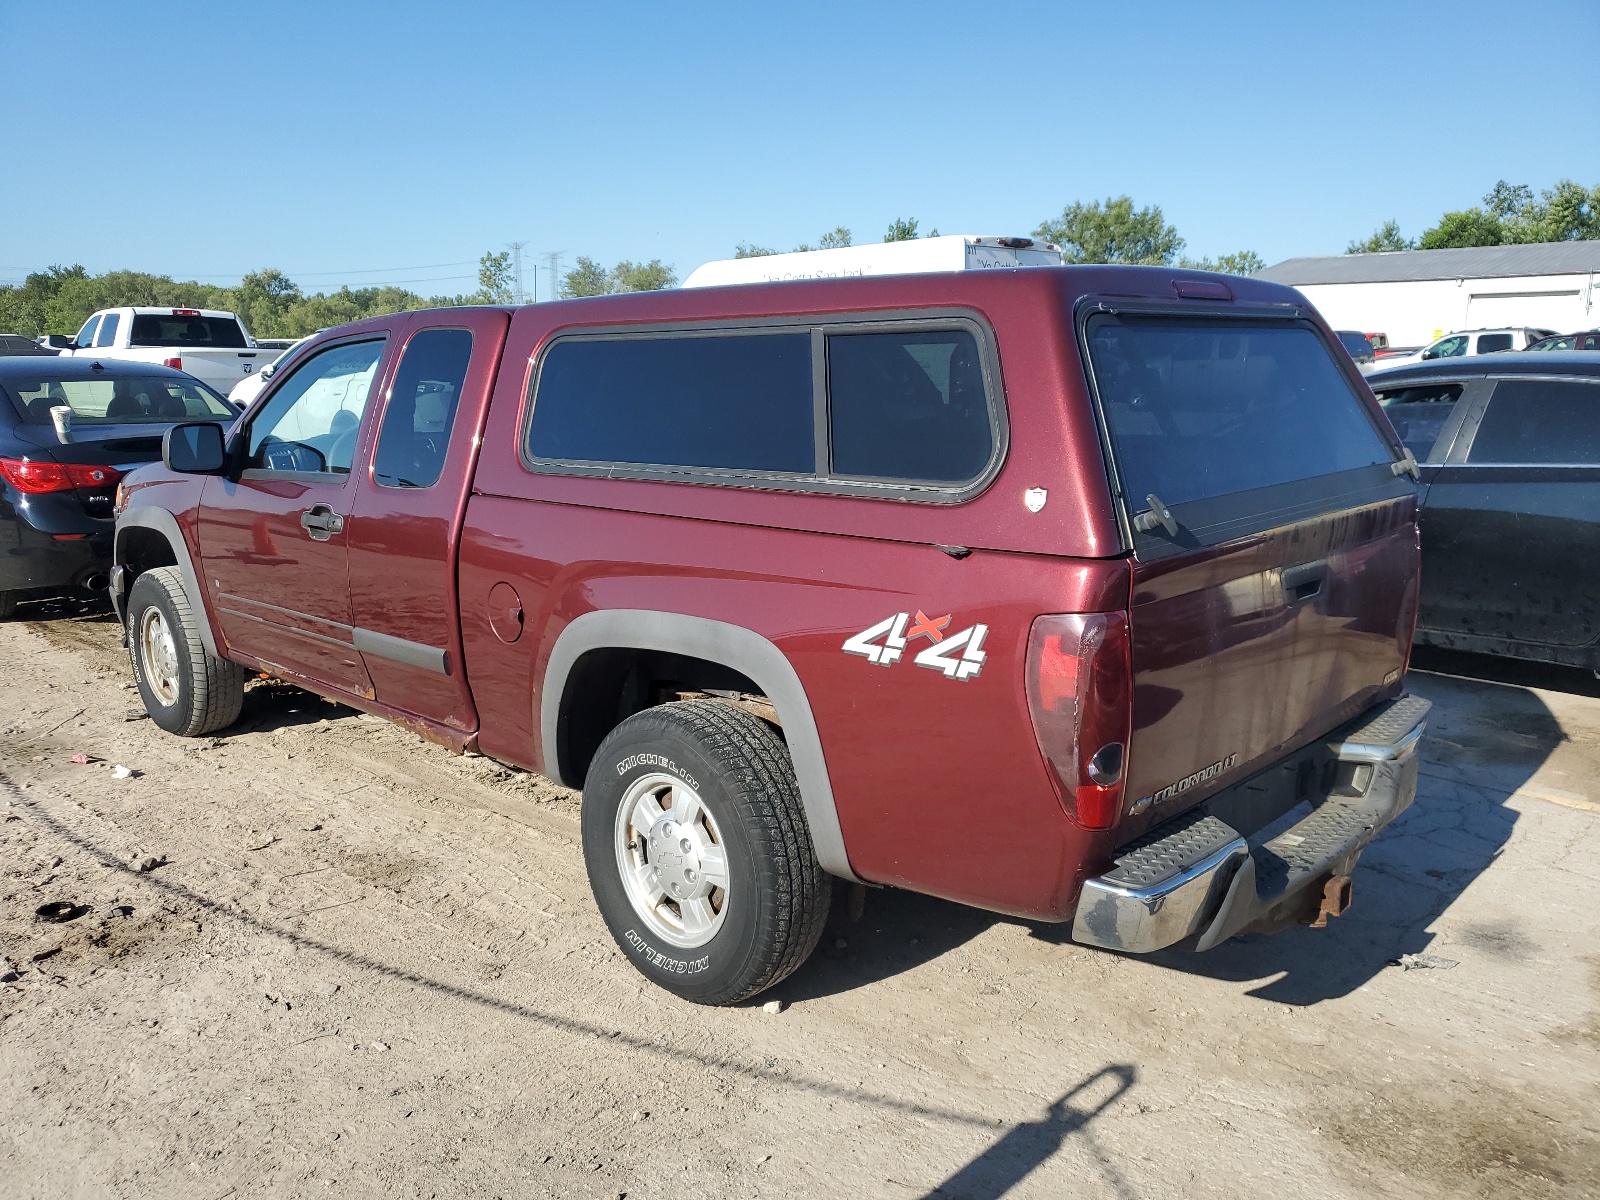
1072, 694, 1431, 954
1100, 810, 1243, 892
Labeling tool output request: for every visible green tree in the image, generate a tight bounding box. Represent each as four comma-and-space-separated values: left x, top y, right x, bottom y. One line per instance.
1346, 220, 1414, 254
817, 226, 852, 249
558, 256, 676, 297
1035, 197, 1183, 265
0, 263, 446, 341
473, 251, 514, 304
560, 256, 612, 298
1179, 250, 1264, 276
883, 217, 920, 243
1415, 179, 1600, 249
232, 268, 303, 339
611, 259, 677, 292
735, 243, 777, 258
1418, 208, 1504, 250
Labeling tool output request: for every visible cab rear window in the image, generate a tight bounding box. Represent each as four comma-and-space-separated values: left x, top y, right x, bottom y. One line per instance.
129, 315, 248, 348
528, 333, 814, 473
1086, 316, 1396, 510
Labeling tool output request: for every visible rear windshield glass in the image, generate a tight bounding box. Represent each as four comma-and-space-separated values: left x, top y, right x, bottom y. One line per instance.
129, 314, 248, 348
3, 375, 235, 425
1086, 317, 1396, 509
528, 333, 814, 473
1337, 331, 1373, 358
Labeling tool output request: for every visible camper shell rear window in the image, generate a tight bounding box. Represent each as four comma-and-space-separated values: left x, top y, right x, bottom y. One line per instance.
1083, 312, 1405, 552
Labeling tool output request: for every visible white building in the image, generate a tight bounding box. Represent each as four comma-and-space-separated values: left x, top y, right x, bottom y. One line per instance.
1256, 242, 1600, 346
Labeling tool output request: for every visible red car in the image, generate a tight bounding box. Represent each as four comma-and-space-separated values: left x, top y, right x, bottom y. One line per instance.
111, 267, 1429, 1003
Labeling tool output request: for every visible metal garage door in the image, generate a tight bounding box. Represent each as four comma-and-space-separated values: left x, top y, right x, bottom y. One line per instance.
1465, 289, 1586, 331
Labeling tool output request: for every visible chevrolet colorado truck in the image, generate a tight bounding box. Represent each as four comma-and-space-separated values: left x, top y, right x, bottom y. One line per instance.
58, 307, 269, 394
110, 268, 1429, 1004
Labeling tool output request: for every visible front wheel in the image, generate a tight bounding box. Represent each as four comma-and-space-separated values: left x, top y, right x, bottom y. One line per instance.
581, 700, 830, 1005
127, 566, 246, 736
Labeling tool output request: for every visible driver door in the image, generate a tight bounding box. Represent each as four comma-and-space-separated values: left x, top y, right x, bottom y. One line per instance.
197, 331, 399, 696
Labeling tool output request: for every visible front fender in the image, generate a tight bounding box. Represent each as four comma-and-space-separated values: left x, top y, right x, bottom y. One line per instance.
114, 497, 220, 658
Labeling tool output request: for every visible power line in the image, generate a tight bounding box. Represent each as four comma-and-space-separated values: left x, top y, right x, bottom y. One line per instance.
506, 241, 529, 304
0, 260, 481, 284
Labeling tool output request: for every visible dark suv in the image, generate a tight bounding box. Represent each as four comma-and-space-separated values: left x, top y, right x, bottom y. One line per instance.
111, 267, 1428, 1003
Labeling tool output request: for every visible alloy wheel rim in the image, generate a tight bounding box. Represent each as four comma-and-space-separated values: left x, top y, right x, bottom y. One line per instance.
138, 607, 180, 707
613, 772, 730, 949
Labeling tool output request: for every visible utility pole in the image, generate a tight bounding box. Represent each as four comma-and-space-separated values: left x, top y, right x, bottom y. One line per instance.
506, 241, 529, 304
544, 251, 563, 301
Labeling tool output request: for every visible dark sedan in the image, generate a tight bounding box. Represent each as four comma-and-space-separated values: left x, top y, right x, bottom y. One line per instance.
0, 357, 235, 617
1526, 330, 1600, 352
1369, 352, 1600, 672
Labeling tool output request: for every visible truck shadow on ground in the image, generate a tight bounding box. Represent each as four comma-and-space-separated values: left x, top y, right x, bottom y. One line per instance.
9, 773, 1139, 1198
788, 650, 1576, 1007
15, 590, 117, 624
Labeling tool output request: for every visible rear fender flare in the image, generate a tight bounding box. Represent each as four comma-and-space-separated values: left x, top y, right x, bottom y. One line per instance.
114, 508, 220, 658
541, 609, 858, 882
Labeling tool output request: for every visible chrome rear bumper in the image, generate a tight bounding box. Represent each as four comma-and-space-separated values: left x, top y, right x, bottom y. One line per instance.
1071, 694, 1430, 954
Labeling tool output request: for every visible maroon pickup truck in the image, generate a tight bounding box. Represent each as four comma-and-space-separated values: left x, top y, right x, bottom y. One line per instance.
111, 267, 1429, 1004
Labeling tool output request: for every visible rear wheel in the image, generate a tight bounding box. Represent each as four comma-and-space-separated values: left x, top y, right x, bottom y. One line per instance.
127, 566, 246, 736
581, 699, 830, 1005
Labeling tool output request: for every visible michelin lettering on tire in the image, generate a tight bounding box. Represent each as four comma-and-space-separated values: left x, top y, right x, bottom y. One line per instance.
615, 753, 698, 789
625, 929, 711, 975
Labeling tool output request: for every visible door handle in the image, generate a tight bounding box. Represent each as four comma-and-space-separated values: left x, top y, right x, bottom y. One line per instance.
1282, 559, 1327, 604
300, 504, 345, 541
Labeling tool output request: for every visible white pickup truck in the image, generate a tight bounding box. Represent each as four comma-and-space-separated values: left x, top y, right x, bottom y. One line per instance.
57, 307, 270, 394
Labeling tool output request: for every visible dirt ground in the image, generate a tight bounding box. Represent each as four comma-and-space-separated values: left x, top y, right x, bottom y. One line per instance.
1, 598, 1597, 1200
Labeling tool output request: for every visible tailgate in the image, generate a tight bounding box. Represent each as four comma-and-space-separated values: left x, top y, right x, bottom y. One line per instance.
1083, 309, 1418, 825
172, 349, 263, 390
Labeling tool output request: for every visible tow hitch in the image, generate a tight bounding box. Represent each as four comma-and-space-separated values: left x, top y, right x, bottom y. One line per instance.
1308, 874, 1353, 929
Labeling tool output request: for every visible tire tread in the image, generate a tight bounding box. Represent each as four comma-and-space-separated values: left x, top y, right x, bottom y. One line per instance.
588, 699, 829, 1004
129, 566, 246, 737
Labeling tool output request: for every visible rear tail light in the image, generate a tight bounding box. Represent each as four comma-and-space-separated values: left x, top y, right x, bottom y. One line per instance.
162, 356, 183, 370
0, 457, 124, 494
1025, 612, 1133, 830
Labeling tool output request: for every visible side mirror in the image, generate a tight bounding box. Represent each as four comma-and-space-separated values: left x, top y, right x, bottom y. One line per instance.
259, 362, 276, 380
1419, 349, 1436, 360
40, 333, 72, 350
163, 422, 227, 473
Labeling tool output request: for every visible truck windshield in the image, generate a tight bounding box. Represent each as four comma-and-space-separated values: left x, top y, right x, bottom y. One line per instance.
129, 314, 248, 348
3, 375, 235, 424
1086, 316, 1396, 510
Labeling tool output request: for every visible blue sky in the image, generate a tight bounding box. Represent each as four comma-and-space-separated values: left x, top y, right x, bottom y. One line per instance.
3, 0, 1597, 295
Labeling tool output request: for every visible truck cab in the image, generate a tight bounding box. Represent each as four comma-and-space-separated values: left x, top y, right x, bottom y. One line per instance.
63, 307, 268, 394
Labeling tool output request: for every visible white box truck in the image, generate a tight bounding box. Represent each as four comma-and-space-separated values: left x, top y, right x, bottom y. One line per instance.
682, 235, 1064, 288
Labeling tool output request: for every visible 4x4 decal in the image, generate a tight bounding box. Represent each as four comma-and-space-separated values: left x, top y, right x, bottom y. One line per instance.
843, 610, 988, 681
